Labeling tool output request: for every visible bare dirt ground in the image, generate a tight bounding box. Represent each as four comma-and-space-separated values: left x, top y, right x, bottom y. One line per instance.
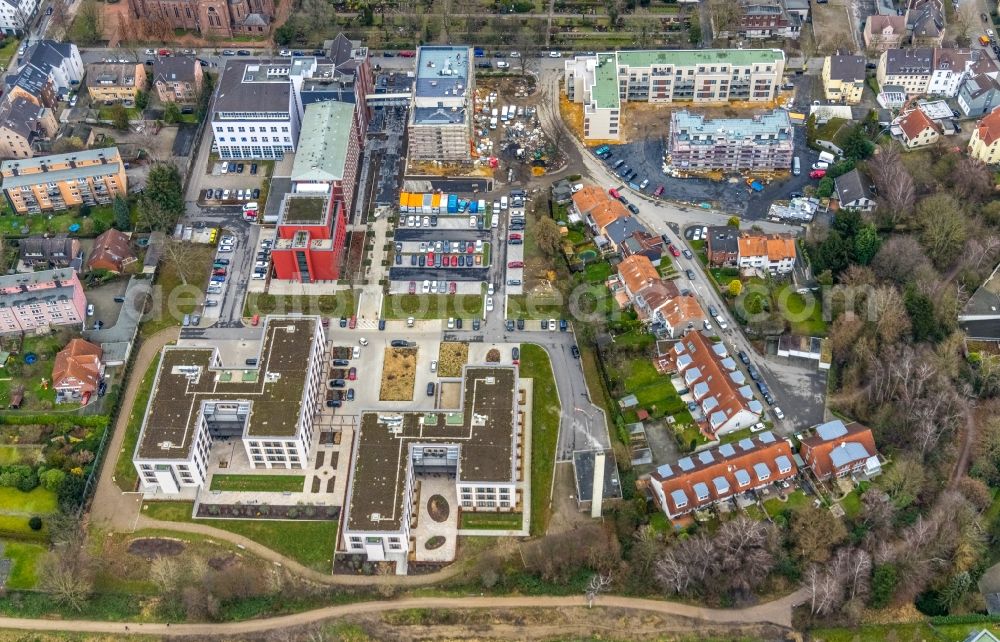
546, 462, 595, 535
380, 347, 417, 401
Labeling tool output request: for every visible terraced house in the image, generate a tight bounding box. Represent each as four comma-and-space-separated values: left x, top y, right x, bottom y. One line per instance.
132, 317, 326, 494
564, 49, 785, 140
0, 147, 127, 214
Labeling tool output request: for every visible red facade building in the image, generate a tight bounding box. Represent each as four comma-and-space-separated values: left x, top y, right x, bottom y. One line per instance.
270, 193, 345, 283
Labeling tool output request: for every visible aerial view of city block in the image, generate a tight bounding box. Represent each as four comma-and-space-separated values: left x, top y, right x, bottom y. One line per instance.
3, 0, 1000, 639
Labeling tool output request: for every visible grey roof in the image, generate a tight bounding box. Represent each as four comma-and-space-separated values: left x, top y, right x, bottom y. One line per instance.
827, 54, 865, 82
213, 60, 292, 115
829, 442, 872, 468
291, 101, 355, 183
0, 285, 77, 309
816, 419, 848, 440
153, 56, 197, 84
883, 48, 933, 75
87, 62, 139, 88
18, 236, 82, 269
412, 106, 465, 125
604, 216, 646, 245
0, 96, 46, 141
692, 482, 710, 500
414, 46, 470, 99
670, 488, 688, 506
328, 33, 356, 66
0, 267, 76, 289
572, 449, 622, 503
23, 41, 75, 75
6, 64, 51, 97
835, 169, 874, 206
707, 226, 739, 254
1, 147, 122, 189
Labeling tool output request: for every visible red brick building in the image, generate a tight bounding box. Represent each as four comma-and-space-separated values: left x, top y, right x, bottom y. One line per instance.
800, 420, 881, 480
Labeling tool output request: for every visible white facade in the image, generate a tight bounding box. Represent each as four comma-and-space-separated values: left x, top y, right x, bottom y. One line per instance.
0, 0, 38, 34
928, 66, 971, 97
212, 109, 299, 160
737, 253, 795, 273
45, 43, 84, 93
134, 392, 215, 492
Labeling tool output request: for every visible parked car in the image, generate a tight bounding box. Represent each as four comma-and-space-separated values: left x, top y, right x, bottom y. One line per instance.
809, 169, 826, 179
571, 345, 580, 358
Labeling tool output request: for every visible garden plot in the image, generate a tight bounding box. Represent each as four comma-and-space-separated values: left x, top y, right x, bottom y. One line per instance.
380, 347, 418, 401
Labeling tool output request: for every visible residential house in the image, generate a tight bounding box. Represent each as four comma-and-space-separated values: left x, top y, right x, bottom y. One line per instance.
969, 105, 1000, 164
407, 46, 474, 161
906, 0, 945, 47
668, 110, 794, 171
7, 41, 83, 101
929, 48, 976, 97
672, 331, 764, 437
655, 292, 706, 338
799, 419, 881, 480
632, 279, 679, 326
17, 235, 83, 270
737, 233, 797, 274
0, 95, 57, 159
0, 0, 39, 35
783, 0, 809, 23
617, 254, 660, 300
877, 48, 933, 96
863, 14, 906, 52
125, 0, 276, 38
0, 147, 127, 214
822, 54, 866, 104
86, 229, 137, 273
620, 229, 665, 264
650, 431, 796, 519
572, 186, 630, 235
604, 216, 646, 253
735, 0, 800, 40
895, 107, 941, 148
706, 226, 740, 267
0, 268, 87, 334
564, 49, 785, 140
958, 56, 1000, 116
152, 56, 203, 104
551, 179, 573, 205
52, 338, 103, 405
86, 63, 146, 104
834, 169, 876, 212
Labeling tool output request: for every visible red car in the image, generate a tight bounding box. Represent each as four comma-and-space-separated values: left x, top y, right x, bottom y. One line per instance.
509, 233, 522, 240
348, 367, 357, 381
466, 243, 474, 254
409, 281, 416, 294
508, 260, 524, 268
213, 268, 227, 276
449, 282, 457, 294
608, 187, 621, 200
157, 48, 171, 56
668, 244, 680, 258
399, 50, 416, 57
809, 169, 826, 179
427, 251, 434, 264
349, 316, 356, 329
449, 255, 457, 267
653, 185, 665, 197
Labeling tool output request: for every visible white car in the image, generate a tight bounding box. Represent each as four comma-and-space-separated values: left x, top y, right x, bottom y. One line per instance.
510, 51, 521, 58
486, 296, 494, 312
422, 280, 431, 293
773, 407, 785, 420
812, 161, 829, 170
279, 49, 292, 56
549, 51, 562, 58
145, 49, 155, 55
703, 319, 713, 331
496, 61, 509, 68
430, 360, 437, 373
447, 317, 455, 329
751, 422, 766, 433
218, 245, 233, 253
487, 283, 494, 296
548, 318, 556, 331
86, 304, 95, 316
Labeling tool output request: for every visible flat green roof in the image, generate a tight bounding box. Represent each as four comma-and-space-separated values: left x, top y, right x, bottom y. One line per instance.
616, 48, 784, 68
291, 101, 356, 183
593, 53, 620, 110
283, 195, 327, 223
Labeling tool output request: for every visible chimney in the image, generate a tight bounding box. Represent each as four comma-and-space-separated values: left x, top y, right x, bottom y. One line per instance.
591, 451, 606, 518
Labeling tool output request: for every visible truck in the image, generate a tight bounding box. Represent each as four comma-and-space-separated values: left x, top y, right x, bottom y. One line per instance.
818, 151, 836, 164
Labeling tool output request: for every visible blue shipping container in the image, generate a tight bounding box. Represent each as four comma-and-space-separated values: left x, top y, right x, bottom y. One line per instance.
448, 194, 458, 213
474, 48, 485, 57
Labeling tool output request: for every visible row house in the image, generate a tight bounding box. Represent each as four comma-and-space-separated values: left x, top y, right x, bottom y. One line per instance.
650, 431, 796, 519
617, 254, 660, 299
17, 235, 83, 271
737, 233, 797, 274
800, 419, 881, 480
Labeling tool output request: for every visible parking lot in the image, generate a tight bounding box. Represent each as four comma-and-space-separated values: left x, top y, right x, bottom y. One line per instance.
198, 161, 268, 207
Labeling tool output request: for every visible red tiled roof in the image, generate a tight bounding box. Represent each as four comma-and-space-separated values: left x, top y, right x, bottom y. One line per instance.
976, 106, 1000, 147
52, 339, 102, 393
675, 332, 759, 437
800, 421, 877, 480
618, 255, 660, 295
898, 108, 939, 141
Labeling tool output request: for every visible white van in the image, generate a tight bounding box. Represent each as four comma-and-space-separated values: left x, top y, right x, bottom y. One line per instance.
469, 215, 477, 228
792, 157, 800, 176
500, 196, 508, 210
491, 214, 499, 228
489, 117, 498, 130
818, 151, 836, 164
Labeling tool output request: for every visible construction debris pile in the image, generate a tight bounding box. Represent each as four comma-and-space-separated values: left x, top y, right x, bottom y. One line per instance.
471, 87, 557, 177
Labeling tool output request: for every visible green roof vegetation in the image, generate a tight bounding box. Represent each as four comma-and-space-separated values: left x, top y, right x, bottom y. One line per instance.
284, 196, 327, 223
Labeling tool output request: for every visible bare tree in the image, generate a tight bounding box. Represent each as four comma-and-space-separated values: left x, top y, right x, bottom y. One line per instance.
867, 143, 915, 226
585, 572, 613, 607
918, 193, 967, 267
950, 2, 979, 46
39, 538, 94, 611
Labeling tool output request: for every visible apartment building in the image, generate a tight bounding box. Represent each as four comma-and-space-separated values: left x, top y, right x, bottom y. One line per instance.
928, 48, 976, 97
650, 431, 797, 519
0, 268, 87, 334
1, 147, 127, 214
667, 110, 794, 172
737, 233, 797, 274
0, 95, 57, 159
969, 106, 1000, 163
269, 193, 343, 282
342, 366, 521, 564
211, 59, 301, 160
52, 339, 103, 405
152, 56, 203, 104
822, 54, 866, 104
0, 0, 38, 35
7, 41, 83, 101
670, 332, 764, 437
133, 317, 327, 494
564, 49, 785, 140
734, 0, 801, 39
290, 100, 361, 218
907, 0, 945, 47
408, 46, 474, 161
958, 56, 1000, 116
126, 0, 275, 38
877, 48, 933, 96
800, 419, 881, 480
86, 62, 147, 104
301, 33, 373, 137
863, 14, 906, 52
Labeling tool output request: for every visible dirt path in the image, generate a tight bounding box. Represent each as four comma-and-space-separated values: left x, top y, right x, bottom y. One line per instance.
0, 589, 809, 637
950, 409, 977, 490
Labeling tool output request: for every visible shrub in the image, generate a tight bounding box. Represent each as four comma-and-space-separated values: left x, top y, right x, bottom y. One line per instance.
28, 516, 42, 531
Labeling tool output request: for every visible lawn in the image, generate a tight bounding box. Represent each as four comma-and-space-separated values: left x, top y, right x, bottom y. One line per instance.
140, 243, 215, 337
0, 36, 19, 67
809, 622, 1000, 642
583, 261, 614, 284
0, 487, 58, 516
763, 489, 811, 518
114, 353, 161, 492
380, 347, 417, 401
1, 205, 115, 237
209, 474, 305, 493
459, 512, 523, 530
519, 344, 559, 537
617, 360, 686, 419
141, 501, 338, 572
1, 541, 46, 589
381, 294, 483, 320
243, 291, 357, 318
778, 287, 827, 336
97, 106, 142, 121
613, 329, 656, 348
839, 488, 862, 519
506, 293, 566, 320
0, 332, 71, 411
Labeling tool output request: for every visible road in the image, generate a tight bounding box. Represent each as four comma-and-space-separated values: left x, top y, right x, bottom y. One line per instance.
0, 589, 808, 636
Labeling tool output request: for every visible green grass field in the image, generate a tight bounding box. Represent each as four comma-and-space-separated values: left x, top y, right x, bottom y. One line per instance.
141, 501, 337, 571
114, 353, 161, 492
209, 474, 305, 493
778, 287, 827, 336
618, 360, 686, 419
810, 622, 1000, 642
506, 294, 566, 320
1, 206, 115, 238
381, 294, 483, 320
0, 487, 58, 516
519, 344, 559, 537
459, 512, 523, 530
140, 244, 215, 337
763, 490, 811, 518
0, 445, 41, 465
1, 541, 46, 589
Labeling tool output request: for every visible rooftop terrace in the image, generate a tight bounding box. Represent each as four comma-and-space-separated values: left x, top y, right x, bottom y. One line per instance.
281, 194, 329, 224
